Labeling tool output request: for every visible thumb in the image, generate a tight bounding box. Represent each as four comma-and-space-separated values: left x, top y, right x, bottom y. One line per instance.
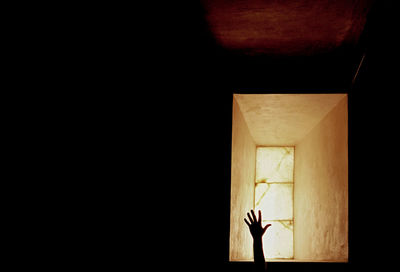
263, 224, 272, 233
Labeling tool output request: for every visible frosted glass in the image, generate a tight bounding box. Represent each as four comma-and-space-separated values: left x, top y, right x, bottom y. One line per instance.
256, 147, 294, 183
255, 183, 293, 220
263, 220, 293, 259
254, 146, 294, 259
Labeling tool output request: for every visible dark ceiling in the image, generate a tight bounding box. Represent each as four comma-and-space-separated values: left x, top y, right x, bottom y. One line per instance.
201, 0, 373, 56
167, 0, 387, 91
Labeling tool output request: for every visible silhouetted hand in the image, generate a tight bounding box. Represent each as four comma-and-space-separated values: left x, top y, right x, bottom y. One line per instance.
244, 210, 271, 240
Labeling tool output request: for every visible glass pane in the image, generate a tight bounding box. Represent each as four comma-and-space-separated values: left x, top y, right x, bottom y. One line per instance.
263, 220, 293, 259
256, 147, 294, 183
255, 183, 293, 220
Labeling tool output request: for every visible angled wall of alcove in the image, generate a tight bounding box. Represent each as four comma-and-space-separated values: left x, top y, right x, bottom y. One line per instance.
230, 94, 348, 262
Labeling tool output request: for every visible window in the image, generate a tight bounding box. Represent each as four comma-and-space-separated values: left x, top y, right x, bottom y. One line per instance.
255, 147, 294, 259
230, 94, 348, 262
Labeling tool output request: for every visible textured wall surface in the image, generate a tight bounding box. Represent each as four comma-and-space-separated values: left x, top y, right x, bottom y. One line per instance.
235, 94, 346, 146
230, 97, 256, 261
294, 96, 348, 261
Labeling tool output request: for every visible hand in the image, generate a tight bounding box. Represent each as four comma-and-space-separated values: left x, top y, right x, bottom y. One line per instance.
244, 210, 271, 239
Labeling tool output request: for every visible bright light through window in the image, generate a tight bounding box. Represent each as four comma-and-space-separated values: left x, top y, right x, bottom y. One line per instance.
255, 147, 294, 259
256, 147, 294, 183
230, 94, 348, 262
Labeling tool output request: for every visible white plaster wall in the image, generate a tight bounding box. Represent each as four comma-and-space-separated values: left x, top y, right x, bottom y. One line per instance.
235, 94, 346, 146
230, 97, 256, 261
294, 96, 348, 261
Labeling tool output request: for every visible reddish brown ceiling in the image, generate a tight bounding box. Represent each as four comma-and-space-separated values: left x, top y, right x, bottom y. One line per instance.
202, 0, 373, 56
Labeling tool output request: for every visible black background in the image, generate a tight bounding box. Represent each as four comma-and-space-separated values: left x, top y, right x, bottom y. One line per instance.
47, 0, 397, 271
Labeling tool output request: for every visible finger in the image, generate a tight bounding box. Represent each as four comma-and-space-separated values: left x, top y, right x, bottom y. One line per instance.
258, 210, 262, 222
251, 210, 257, 223
264, 224, 271, 230
244, 218, 251, 227
262, 224, 272, 234
247, 212, 254, 223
